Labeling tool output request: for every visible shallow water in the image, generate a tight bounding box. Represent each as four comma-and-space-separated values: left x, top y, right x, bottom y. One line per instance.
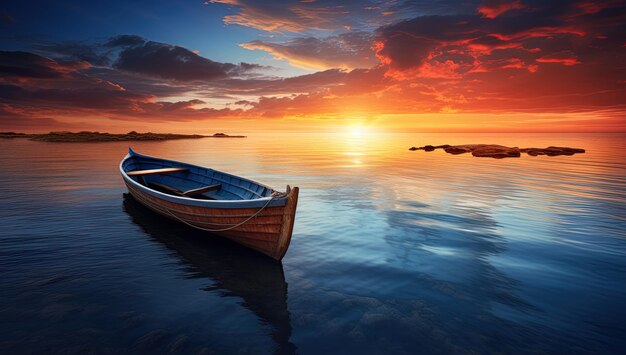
1, 133, 625, 354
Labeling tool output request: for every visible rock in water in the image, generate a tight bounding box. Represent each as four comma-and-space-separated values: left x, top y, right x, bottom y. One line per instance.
470, 145, 521, 159
444, 146, 473, 155
410, 144, 585, 158
545, 146, 586, 155
409, 144, 451, 151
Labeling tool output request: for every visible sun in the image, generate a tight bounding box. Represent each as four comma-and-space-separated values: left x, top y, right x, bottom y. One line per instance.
349, 126, 366, 137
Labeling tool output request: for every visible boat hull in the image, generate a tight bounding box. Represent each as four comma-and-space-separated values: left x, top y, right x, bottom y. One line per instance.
120, 150, 298, 260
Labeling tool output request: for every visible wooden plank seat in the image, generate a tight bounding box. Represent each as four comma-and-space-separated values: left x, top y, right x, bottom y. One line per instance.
182, 184, 222, 197
149, 182, 185, 196
127, 167, 188, 176
148, 182, 221, 199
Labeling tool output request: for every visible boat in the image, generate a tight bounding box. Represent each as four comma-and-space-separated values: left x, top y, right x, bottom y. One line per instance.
120, 148, 299, 260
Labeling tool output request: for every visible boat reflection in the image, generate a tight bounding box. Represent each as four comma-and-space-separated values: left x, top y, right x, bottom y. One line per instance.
122, 193, 296, 354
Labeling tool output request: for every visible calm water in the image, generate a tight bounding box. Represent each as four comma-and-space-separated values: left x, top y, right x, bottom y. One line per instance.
1, 133, 625, 354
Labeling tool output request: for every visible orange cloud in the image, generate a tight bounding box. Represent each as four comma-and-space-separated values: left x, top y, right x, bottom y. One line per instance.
536, 53, 581, 66
477, 0, 524, 19
241, 32, 376, 70
207, 0, 355, 32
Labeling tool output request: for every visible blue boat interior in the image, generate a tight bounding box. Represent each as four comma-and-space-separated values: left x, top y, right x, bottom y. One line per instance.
123, 151, 275, 201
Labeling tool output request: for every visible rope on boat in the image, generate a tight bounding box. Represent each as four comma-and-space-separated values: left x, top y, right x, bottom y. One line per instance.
163, 192, 282, 232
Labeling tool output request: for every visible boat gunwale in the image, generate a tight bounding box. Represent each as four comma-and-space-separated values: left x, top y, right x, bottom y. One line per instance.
120, 149, 289, 209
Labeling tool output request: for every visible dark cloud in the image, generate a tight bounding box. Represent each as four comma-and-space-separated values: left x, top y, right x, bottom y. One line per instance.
0, 49, 249, 123
29, 35, 272, 82
104, 36, 269, 81
83, 66, 196, 97
375, 0, 626, 77
113, 40, 234, 81
0, 82, 242, 122
0, 51, 89, 79
0, 83, 149, 110
33, 42, 112, 66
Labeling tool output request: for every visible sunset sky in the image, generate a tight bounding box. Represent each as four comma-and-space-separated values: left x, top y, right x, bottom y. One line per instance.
1, 0, 625, 133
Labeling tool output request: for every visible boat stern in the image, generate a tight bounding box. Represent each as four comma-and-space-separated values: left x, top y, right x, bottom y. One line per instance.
274, 185, 299, 260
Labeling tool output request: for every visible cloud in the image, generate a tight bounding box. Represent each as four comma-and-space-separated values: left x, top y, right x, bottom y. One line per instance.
477, 0, 525, 19
241, 32, 377, 70
110, 37, 273, 81
536, 51, 580, 66
206, 0, 436, 33
0, 83, 149, 110
2, 0, 625, 134
210, 68, 351, 96
33, 42, 112, 66
113, 41, 235, 81
31, 35, 269, 83
0, 104, 97, 132
208, 0, 314, 32
224, 0, 626, 118
374, 0, 625, 83
0, 51, 90, 79
0, 51, 244, 122
0, 49, 388, 124
0, 81, 242, 122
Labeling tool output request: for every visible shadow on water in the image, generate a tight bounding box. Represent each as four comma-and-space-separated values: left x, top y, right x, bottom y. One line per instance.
122, 194, 296, 355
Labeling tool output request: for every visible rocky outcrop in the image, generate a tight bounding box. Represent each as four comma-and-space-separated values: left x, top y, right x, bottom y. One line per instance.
409, 144, 449, 151
212, 133, 247, 138
409, 144, 585, 158
520, 146, 585, 156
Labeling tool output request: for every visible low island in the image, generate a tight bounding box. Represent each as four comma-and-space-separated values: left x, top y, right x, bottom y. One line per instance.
211, 132, 246, 138
409, 144, 585, 159
0, 131, 246, 142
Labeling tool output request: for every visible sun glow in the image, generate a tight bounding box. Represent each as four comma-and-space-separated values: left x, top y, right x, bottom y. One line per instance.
351, 127, 364, 137
348, 125, 367, 138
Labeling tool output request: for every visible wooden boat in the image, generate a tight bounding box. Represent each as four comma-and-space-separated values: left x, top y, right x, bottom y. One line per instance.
120, 148, 299, 260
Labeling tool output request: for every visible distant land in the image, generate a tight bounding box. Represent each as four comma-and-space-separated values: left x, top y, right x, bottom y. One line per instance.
0, 131, 246, 142
409, 144, 585, 158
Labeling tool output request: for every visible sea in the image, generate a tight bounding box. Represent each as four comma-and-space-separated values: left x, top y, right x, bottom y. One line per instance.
1, 132, 625, 354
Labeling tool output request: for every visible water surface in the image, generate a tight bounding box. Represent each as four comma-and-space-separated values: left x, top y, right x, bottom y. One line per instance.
1, 133, 625, 353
